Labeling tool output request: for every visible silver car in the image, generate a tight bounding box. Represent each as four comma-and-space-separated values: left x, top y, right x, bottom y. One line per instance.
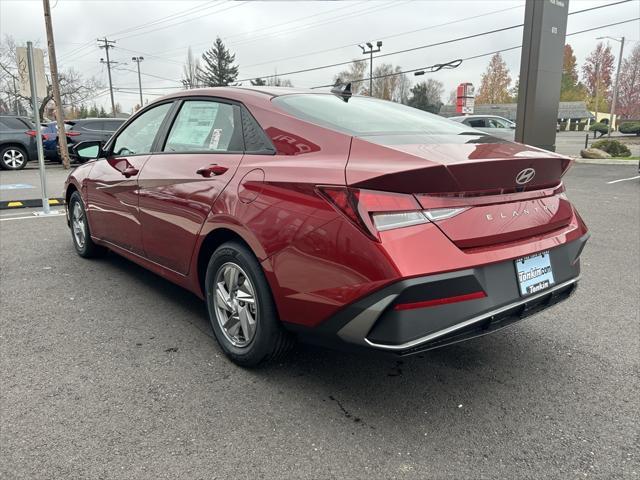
449, 115, 516, 141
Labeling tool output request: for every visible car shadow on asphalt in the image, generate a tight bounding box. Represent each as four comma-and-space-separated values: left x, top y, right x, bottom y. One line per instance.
97, 248, 554, 419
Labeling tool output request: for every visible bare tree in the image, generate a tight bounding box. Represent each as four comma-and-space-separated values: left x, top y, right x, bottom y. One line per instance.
266, 72, 293, 87
181, 46, 201, 89
333, 60, 368, 94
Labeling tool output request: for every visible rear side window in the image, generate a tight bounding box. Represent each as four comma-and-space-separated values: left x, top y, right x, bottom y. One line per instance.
241, 106, 274, 153
0, 117, 32, 130
163, 100, 242, 153
112, 103, 172, 156
82, 121, 104, 131
273, 94, 470, 136
103, 120, 124, 132
467, 119, 486, 128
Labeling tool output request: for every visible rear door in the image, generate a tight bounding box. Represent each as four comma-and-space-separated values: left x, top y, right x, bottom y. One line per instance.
137, 98, 244, 274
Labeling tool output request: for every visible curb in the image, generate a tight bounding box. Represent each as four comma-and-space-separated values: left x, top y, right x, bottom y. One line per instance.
572, 157, 638, 165
0, 198, 65, 210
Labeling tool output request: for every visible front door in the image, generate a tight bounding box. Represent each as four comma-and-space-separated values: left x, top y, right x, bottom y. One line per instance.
86, 102, 173, 254
138, 99, 244, 274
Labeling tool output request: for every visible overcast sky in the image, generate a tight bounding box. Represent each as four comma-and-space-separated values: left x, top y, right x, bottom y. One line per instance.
2, 0, 638, 111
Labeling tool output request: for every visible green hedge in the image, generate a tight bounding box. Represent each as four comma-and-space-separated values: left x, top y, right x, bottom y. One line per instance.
591, 139, 632, 157
589, 122, 609, 136
619, 121, 640, 136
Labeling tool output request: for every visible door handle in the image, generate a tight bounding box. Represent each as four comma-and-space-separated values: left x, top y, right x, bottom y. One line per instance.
196, 164, 228, 177
122, 167, 139, 178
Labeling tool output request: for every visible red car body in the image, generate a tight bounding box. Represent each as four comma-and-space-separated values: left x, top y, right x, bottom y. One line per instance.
65, 87, 588, 356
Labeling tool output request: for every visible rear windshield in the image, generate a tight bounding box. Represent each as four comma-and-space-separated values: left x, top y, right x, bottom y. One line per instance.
272, 94, 471, 136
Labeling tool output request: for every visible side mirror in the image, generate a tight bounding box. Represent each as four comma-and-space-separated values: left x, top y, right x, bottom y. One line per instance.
71, 141, 103, 163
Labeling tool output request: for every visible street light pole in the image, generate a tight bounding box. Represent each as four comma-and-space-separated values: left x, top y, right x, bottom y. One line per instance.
597, 36, 625, 138
359, 41, 382, 96
132, 56, 144, 108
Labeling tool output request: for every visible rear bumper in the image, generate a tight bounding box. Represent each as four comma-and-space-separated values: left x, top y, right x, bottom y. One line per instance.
290, 233, 588, 355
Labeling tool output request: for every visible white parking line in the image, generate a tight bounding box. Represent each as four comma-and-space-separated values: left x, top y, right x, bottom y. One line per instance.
0, 211, 65, 222
607, 175, 640, 184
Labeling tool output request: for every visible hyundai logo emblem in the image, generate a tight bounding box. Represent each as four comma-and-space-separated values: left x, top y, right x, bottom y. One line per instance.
515, 168, 536, 185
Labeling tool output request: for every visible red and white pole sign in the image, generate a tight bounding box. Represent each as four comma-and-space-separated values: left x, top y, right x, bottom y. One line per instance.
456, 82, 475, 114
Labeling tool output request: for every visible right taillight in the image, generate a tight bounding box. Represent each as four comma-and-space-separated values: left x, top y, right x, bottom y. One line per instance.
317, 186, 467, 241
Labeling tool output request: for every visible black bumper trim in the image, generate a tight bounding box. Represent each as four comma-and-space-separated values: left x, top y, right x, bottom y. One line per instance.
364, 276, 579, 351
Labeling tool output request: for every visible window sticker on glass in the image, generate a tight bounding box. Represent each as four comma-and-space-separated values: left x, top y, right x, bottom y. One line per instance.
164, 101, 236, 152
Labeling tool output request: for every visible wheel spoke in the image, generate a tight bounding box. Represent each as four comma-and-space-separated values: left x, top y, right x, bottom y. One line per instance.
216, 282, 233, 311
223, 314, 241, 337
224, 266, 239, 297
238, 306, 256, 342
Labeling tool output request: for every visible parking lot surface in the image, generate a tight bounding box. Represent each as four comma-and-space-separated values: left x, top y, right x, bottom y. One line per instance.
0, 164, 638, 479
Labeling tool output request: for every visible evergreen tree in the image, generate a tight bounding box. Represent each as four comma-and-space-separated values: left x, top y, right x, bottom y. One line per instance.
408, 80, 444, 113
79, 104, 88, 118
98, 106, 107, 118
88, 104, 99, 117
197, 37, 239, 87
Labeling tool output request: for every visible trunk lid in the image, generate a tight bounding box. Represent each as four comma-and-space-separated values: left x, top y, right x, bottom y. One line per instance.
347, 134, 574, 248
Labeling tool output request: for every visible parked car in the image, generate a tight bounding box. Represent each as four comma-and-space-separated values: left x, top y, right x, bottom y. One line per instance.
449, 115, 516, 141
0, 115, 39, 170
41, 121, 59, 160
64, 118, 125, 153
65, 87, 589, 367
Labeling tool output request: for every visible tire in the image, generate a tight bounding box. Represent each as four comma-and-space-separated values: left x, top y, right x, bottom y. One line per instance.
68, 191, 105, 258
0, 145, 28, 170
205, 241, 294, 367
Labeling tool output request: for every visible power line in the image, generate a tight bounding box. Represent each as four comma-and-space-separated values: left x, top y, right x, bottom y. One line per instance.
114, 2, 247, 42
238, 4, 525, 71
311, 17, 640, 89
236, 0, 636, 83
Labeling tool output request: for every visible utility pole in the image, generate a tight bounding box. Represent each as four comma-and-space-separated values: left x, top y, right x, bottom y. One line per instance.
43, 0, 70, 169
597, 36, 625, 138
359, 41, 382, 97
98, 37, 117, 117
131, 56, 144, 108
594, 59, 600, 127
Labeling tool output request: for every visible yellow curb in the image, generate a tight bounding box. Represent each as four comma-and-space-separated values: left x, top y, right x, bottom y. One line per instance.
7, 202, 23, 207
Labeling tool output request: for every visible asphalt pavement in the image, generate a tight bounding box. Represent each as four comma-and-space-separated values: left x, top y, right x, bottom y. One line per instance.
0, 164, 638, 479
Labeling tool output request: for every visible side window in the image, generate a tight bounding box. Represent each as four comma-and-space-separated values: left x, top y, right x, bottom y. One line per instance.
112, 103, 172, 156
468, 119, 486, 128
488, 118, 507, 128
84, 121, 104, 131
164, 100, 242, 153
104, 120, 123, 132
241, 106, 275, 153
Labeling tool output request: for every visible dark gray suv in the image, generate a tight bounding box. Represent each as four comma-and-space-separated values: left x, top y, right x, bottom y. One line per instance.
65, 118, 125, 149
0, 115, 38, 170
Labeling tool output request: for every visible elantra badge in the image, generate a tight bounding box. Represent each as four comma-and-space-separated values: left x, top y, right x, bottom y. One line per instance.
516, 168, 536, 185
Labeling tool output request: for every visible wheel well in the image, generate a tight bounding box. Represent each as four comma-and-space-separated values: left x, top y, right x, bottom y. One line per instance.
196, 228, 254, 295
0, 143, 28, 153
65, 184, 78, 206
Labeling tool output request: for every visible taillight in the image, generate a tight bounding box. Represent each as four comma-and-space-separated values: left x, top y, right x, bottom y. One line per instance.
66, 131, 81, 137
26, 130, 50, 140
317, 186, 467, 241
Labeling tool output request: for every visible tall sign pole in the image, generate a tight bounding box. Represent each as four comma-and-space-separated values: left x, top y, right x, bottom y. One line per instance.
26, 42, 51, 215
515, 0, 569, 151
42, 0, 70, 169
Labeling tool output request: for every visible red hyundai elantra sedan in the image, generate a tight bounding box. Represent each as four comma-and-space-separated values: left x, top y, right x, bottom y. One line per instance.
64, 86, 589, 366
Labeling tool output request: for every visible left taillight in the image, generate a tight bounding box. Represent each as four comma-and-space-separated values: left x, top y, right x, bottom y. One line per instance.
26, 130, 49, 140
317, 186, 467, 241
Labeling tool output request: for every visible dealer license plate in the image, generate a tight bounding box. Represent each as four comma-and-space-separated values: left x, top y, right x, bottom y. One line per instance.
515, 250, 555, 297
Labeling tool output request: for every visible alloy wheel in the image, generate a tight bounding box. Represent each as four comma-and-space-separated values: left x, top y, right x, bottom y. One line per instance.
71, 202, 86, 248
3, 149, 25, 169
214, 262, 258, 348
